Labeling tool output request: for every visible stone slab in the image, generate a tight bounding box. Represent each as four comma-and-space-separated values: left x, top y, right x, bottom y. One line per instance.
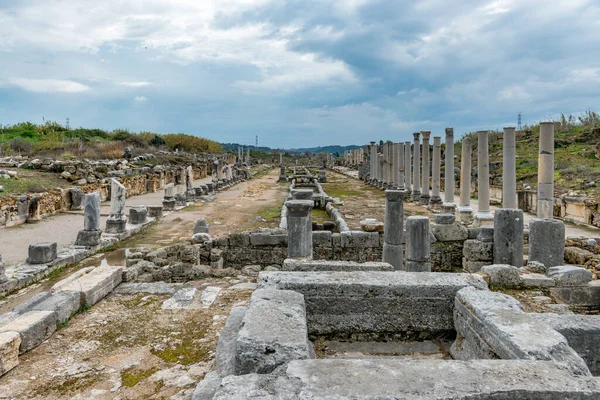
282, 259, 393, 272
213, 359, 600, 399
547, 265, 593, 286
550, 281, 600, 308
114, 282, 176, 295
480, 264, 522, 289
235, 289, 310, 374
31, 291, 81, 324
0, 331, 21, 376
258, 271, 486, 339
53, 265, 123, 307
0, 310, 57, 353
521, 273, 556, 288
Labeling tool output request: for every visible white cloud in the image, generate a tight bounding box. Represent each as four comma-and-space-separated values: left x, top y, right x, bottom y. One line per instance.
133, 96, 148, 103
119, 81, 152, 87
9, 78, 90, 93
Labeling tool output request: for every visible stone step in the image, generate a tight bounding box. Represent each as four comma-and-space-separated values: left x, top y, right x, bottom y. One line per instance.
0, 310, 57, 354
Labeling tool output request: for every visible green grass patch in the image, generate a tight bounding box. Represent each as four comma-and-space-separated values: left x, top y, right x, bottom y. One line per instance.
121, 366, 159, 387
312, 208, 330, 223
258, 204, 282, 221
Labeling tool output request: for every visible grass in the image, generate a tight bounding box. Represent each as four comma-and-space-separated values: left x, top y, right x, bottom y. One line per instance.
121, 366, 159, 387
312, 208, 330, 223
0, 169, 69, 196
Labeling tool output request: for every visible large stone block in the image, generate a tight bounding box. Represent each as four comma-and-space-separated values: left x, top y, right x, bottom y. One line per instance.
547, 265, 593, 286
0, 311, 57, 354
430, 222, 468, 242
550, 281, 600, 308
235, 289, 310, 374
529, 218, 565, 268
340, 231, 380, 248
0, 331, 21, 376
480, 264, 522, 289
282, 259, 393, 272
53, 265, 123, 307
311, 231, 331, 248
129, 206, 148, 225
31, 291, 81, 324
493, 209, 524, 267
463, 239, 493, 262
75, 229, 102, 247
249, 232, 287, 246
27, 242, 57, 264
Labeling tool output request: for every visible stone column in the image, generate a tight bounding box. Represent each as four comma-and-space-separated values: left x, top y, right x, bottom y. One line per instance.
411, 132, 421, 201
105, 178, 127, 234
529, 218, 564, 267
474, 130, 493, 226
398, 142, 405, 190
443, 128, 455, 213
383, 190, 405, 270
378, 153, 385, 188
163, 183, 176, 211
537, 122, 555, 218
0, 254, 7, 284
430, 136, 442, 207
391, 143, 399, 188
503, 127, 517, 209
404, 141, 412, 194
75, 192, 102, 247
405, 216, 431, 272
458, 138, 473, 224
369, 142, 377, 184
285, 199, 313, 260
420, 131, 431, 205
493, 209, 524, 267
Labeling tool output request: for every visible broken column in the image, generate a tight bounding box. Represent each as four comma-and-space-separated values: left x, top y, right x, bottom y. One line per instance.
458, 138, 473, 225
129, 206, 148, 225
383, 190, 405, 270
503, 127, 517, 209
105, 179, 127, 234
529, 218, 565, 268
162, 183, 176, 211
75, 192, 102, 247
411, 132, 421, 201
538, 122, 555, 218
443, 128, 456, 213
420, 131, 431, 205
186, 166, 194, 190
474, 130, 493, 226
493, 209, 524, 267
405, 216, 431, 272
430, 136, 442, 208
285, 199, 313, 260
404, 141, 412, 194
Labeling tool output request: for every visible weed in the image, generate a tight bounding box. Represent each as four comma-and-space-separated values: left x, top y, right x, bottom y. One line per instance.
121, 366, 159, 387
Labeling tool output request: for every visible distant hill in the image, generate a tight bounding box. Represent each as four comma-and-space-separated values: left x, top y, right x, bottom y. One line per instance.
288, 145, 362, 154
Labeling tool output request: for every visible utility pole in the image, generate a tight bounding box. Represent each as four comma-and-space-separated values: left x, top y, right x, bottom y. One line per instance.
517, 112, 522, 131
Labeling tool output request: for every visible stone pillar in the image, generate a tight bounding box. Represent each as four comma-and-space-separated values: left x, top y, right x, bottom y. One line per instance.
405, 216, 431, 272
378, 153, 385, 188
285, 199, 313, 260
420, 131, 431, 205
411, 132, 421, 201
404, 141, 412, 194
383, 190, 405, 270
529, 218, 564, 268
106, 178, 127, 234
537, 122, 555, 218
474, 130, 493, 226
369, 142, 377, 184
493, 209, 524, 267
163, 183, 176, 211
75, 192, 102, 247
458, 138, 473, 225
430, 136, 442, 207
443, 128, 455, 213
503, 127, 517, 209
398, 142, 405, 190
186, 165, 194, 190
391, 143, 399, 188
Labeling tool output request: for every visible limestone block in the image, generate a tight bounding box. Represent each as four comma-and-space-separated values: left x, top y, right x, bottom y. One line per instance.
550, 281, 600, 308
547, 265, 593, 286
54, 265, 123, 307
27, 242, 57, 264
311, 231, 331, 248
340, 231, 380, 248
191, 233, 211, 244
433, 214, 455, 224
194, 219, 210, 234
147, 205, 163, 219
282, 259, 393, 272
249, 232, 287, 246
480, 264, 521, 288
31, 291, 81, 324
75, 229, 102, 247
83, 193, 101, 231
529, 218, 565, 268
524, 261, 547, 274
0, 311, 57, 353
11, 292, 52, 315
235, 289, 310, 374
463, 239, 493, 261
462, 259, 489, 273
493, 209, 524, 267
476, 227, 494, 242
521, 273, 556, 288
228, 232, 248, 247
0, 331, 21, 376
430, 222, 468, 242
360, 219, 384, 232
129, 206, 148, 225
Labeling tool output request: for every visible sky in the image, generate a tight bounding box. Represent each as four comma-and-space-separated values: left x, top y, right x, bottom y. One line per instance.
0, 0, 599, 149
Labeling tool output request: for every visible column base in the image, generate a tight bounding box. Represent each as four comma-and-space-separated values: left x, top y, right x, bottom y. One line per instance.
429, 196, 442, 209
419, 195, 430, 205
162, 198, 176, 211
105, 218, 127, 234
457, 206, 473, 225
383, 243, 404, 271
474, 211, 494, 227
441, 202, 456, 214
75, 229, 102, 247
411, 190, 421, 201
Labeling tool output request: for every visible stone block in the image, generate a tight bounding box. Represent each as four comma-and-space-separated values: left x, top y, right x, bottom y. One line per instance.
462, 259, 489, 273
0, 331, 21, 376
0, 311, 57, 354
282, 259, 393, 272
105, 218, 127, 234
550, 281, 600, 308
54, 265, 123, 307
11, 292, 52, 315
228, 232, 248, 247
493, 209, 524, 267
521, 273, 556, 288
249, 232, 287, 246
480, 264, 522, 289
69, 188, 85, 210
451, 287, 590, 376
259, 271, 486, 339
129, 206, 148, 225
147, 205, 163, 219
311, 231, 331, 247
31, 291, 81, 324
340, 231, 380, 248
463, 239, 493, 261
194, 219, 210, 234
529, 218, 565, 268
235, 289, 310, 374
547, 265, 593, 286
27, 242, 57, 264
360, 219, 384, 232
213, 359, 600, 399
75, 229, 102, 247
525, 261, 547, 274
433, 214, 455, 224
477, 226, 494, 242
430, 222, 468, 242
162, 198, 176, 211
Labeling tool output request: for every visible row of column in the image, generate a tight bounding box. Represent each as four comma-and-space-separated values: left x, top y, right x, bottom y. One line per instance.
343, 148, 365, 166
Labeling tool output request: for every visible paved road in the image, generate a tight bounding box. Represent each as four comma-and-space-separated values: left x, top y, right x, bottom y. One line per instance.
0, 176, 213, 266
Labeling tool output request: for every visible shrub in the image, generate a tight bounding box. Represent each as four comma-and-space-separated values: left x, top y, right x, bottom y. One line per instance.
10, 138, 32, 154
150, 135, 166, 147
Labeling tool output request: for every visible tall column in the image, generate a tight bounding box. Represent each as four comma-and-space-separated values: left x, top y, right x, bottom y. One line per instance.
369, 142, 377, 184
392, 143, 399, 188
537, 122, 555, 218
404, 141, 412, 193
475, 130, 493, 226
398, 142, 405, 190
411, 132, 421, 201
457, 138, 473, 224
503, 127, 517, 208
430, 136, 442, 207
378, 153, 385, 188
443, 128, 456, 213
383, 190, 405, 270
285, 199, 313, 260
420, 131, 431, 205
405, 216, 431, 272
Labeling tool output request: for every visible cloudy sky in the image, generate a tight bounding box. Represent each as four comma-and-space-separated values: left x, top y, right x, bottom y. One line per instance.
1, 0, 599, 148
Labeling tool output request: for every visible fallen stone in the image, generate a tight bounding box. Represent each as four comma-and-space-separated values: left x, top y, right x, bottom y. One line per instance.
31, 291, 81, 324
525, 261, 547, 274
0, 331, 21, 376
0, 310, 57, 353
113, 282, 176, 295
463, 240, 493, 261
480, 264, 521, 288
162, 288, 197, 309
190, 233, 211, 244
241, 265, 261, 277
521, 273, 556, 289
547, 265, 593, 286
229, 282, 257, 291
27, 242, 57, 264
200, 286, 221, 307
430, 222, 468, 242
360, 219, 384, 232
282, 259, 393, 272
53, 265, 123, 307
193, 219, 210, 234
